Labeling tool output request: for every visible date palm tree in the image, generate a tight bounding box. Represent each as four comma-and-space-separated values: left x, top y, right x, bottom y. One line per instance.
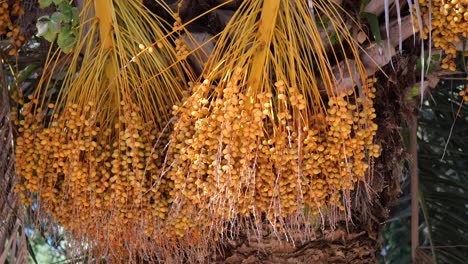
1, 0, 466, 263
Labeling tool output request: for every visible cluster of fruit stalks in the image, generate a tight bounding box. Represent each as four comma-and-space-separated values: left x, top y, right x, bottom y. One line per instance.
14, 74, 380, 251
0, 0, 25, 56
415, 0, 468, 71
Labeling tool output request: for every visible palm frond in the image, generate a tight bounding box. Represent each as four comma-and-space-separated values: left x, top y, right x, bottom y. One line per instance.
385, 79, 468, 264
418, 84, 468, 262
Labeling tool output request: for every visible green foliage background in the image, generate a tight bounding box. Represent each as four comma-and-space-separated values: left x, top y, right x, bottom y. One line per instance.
382, 79, 468, 264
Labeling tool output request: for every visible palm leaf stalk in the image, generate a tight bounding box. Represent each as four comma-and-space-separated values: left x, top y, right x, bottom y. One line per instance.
14, 0, 189, 260
165, 0, 381, 247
